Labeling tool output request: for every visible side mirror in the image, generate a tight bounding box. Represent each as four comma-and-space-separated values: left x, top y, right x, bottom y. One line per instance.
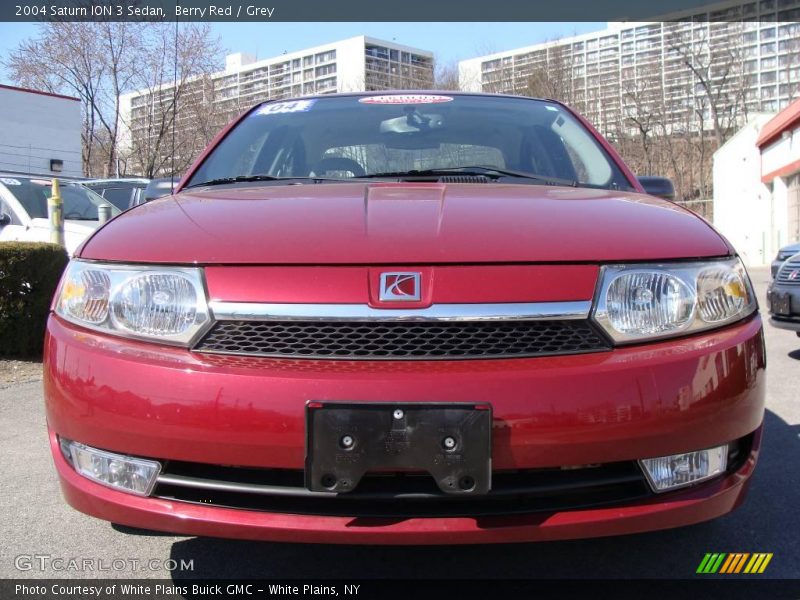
0, 213, 10, 226
637, 176, 675, 201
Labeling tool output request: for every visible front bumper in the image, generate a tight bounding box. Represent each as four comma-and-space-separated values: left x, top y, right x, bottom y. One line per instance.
766, 282, 800, 331
44, 313, 766, 544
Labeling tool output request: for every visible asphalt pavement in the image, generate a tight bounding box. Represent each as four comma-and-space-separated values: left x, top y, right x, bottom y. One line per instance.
1, 267, 797, 580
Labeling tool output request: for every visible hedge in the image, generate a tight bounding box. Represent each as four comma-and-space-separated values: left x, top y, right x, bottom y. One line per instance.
0, 242, 69, 357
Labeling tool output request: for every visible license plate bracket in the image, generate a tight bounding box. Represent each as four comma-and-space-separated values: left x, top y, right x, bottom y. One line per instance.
771, 290, 791, 315
305, 402, 492, 495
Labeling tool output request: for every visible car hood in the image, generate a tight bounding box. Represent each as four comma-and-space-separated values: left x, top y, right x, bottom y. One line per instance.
79, 183, 730, 264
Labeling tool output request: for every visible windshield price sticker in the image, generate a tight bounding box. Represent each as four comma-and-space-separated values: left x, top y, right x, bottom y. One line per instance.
0, 178, 21, 186
359, 94, 454, 105
256, 99, 316, 115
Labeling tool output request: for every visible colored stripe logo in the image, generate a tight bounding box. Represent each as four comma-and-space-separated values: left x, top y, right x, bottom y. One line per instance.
697, 553, 773, 574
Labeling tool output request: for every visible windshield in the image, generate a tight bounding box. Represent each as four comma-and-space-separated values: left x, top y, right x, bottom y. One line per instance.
186, 94, 634, 191
3, 179, 122, 220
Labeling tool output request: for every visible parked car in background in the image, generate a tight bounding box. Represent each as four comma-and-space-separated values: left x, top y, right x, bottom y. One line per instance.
0, 174, 120, 255
82, 178, 149, 211
45, 92, 764, 544
771, 242, 800, 278
143, 177, 178, 202
767, 252, 800, 336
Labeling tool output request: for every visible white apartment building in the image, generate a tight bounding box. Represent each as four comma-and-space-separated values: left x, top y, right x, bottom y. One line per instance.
459, 0, 800, 135
118, 36, 434, 174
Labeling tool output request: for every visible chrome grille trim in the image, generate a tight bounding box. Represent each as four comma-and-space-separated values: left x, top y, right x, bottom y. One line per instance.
155, 467, 647, 502
776, 261, 800, 285
156, 473, 332, 498
208, 300, 592, 322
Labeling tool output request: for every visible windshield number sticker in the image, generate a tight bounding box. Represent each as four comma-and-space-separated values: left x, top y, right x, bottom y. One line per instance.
0, 178, 21, 186
256, 99, 316, 115
359, 94, 454, 105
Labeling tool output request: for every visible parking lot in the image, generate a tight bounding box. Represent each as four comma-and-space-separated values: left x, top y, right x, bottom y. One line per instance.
0, 266, 797, 581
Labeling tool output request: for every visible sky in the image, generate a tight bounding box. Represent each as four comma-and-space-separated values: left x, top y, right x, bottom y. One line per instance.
0, 21, 606, 83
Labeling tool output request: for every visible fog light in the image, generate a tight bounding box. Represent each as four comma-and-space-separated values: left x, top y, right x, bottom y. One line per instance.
640, 445, 727, 493
66, 441, 161, 496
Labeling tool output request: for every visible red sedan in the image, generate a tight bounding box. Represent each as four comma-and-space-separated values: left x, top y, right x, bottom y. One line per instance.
44, 92, 765, 544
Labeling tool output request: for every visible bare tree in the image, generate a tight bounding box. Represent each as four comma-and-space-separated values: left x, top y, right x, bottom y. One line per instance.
124, 23, 222, 177
433, 60, 460, 91
95, 22, 146, 176
518, 42, 575, 103
3, 22, 221, 178
665, 22, 748, 147
620, 70, 664, 175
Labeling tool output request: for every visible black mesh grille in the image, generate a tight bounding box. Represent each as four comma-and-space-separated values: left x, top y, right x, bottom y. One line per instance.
437, 175, 489, 184
194, 319, 611, 360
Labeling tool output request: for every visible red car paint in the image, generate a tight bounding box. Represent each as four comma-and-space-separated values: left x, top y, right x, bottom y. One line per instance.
45, 93, 765, 543
79, 184, 730, 265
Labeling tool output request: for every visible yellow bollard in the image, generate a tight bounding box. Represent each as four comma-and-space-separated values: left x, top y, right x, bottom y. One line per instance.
49, 178, 65, 247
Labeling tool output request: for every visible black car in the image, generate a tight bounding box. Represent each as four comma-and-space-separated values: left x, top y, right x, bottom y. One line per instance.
82, 178, 149, 211
767, 253, 800, 336
771, 242, 800, 278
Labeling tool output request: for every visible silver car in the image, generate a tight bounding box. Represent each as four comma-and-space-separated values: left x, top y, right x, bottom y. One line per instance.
767, 252, 800, 336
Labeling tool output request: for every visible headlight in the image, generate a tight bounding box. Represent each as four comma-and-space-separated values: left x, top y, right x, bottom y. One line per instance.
592, 258, 756, 343
62, 439, 161, 496
54, 260, 210, 345
640, 445, 728, 493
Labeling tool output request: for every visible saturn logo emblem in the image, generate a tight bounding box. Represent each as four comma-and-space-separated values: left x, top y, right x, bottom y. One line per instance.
379, 272, 421, 301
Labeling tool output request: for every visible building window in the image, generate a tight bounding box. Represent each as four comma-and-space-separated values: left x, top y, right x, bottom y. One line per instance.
316, 77, 336, 91
600, 35, 618, 47
779, 7, 800, 20
315, 50, 336, 64
315, 64, 336, 77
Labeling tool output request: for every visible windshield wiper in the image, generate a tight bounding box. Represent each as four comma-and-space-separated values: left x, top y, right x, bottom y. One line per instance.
184, 175, 324, 189
355, 166, 579, 187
